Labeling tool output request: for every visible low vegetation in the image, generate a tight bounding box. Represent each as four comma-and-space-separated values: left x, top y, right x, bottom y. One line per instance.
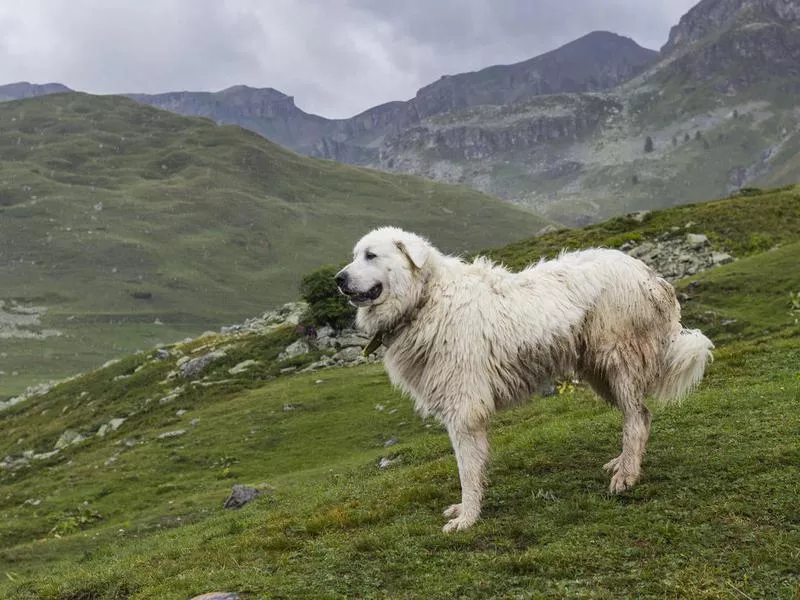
0, 188, 798, 599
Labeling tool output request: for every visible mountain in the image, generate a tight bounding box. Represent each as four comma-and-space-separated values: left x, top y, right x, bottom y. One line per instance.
372, 0, 800, 224
126, 31, 656, 168
2, 186, 798, 598
121, 1, 800, 226
661, 0, 800, 56
0, 81, 72, 101
409, 31, 657, 118
0, 92, 548, 399
127, 86, 335, 155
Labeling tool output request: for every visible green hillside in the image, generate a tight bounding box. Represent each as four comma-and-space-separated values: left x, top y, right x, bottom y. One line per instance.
1, 189, 798, 599
0, 92, 548, 398
483, 185, 800, 268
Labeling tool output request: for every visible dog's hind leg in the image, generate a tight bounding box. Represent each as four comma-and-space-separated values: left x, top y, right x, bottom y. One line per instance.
442, 424, 489, 532
604, 401, 651, 494
584, 363, 652, 494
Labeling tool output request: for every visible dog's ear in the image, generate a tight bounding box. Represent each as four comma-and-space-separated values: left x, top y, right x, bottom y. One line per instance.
395, 238, 429, 270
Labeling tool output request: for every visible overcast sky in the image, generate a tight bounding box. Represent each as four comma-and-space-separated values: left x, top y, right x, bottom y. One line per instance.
0, 0, 699, 118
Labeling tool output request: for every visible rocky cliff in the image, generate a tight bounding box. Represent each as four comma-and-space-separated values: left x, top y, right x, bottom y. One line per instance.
662, 0, 800, 56
123, 31, 656, 167
409, 32, 656, 120
657, 0, 800, 90
128, 86, 336, 154
0, 82, 72, 101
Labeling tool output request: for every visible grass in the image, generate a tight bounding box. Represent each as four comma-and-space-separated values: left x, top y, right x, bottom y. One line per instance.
678, 242, 800, 343
483, 185, 800, 269
0, 187, 798, 599
0, 335, 797, 599
0, 92, 548, 399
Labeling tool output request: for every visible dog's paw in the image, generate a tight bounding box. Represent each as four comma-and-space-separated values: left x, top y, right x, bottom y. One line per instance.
602, 455, 622, 473
608, 470, 638, 494
442, 514, 478, 533
442, 503, 462, 518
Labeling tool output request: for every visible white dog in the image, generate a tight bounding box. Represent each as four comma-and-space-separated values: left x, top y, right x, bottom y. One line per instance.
336, 227, 713, 532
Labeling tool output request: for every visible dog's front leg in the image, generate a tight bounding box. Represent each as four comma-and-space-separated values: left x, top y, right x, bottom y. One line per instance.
442, 424, 489, 532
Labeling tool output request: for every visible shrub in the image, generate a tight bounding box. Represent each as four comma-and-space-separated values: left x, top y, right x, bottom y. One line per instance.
299, 264, 355, 330
644, 136, 654, 153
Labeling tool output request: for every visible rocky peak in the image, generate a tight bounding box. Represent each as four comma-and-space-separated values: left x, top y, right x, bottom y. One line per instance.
410, 31, 657, 120
0, 81, 72, 102
127, 86, 332, 151
129, 86, 301, 120
662, 0, 800, 55
653, 0, 800, 90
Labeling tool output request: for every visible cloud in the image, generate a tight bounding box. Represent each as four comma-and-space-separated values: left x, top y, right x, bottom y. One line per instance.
0, 0, 700, 118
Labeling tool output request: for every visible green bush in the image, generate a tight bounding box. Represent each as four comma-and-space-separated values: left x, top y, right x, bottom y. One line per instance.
299, 264, 355, 330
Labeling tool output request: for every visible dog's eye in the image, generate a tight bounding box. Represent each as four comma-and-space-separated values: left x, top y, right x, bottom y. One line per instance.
365, 251, 377, 260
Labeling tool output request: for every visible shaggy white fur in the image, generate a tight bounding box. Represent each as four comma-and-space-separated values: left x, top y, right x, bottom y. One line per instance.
336, 227, 714, 532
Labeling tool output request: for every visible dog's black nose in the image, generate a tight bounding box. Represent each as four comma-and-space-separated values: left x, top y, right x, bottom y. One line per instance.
335, 271, 348, 289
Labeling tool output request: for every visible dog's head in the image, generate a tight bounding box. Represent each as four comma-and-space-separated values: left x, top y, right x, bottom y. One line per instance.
335, 227, 431, 315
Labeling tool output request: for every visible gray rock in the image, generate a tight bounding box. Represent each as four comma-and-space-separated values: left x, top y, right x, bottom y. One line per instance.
711, 252, 734, 265
223, 484, 273, 510
228, 359, 259, 375
384, 437, 399, 447
333, 347, 364, 362
55, 430, 85, 450
278, 339, 310, 361
378, 457, 398, 469
686, 233, 709, 249
159, 386, 184, 405
181, 351, 227, 380
300, 358, 334, 373
190, 593, 239, 600
157, 430, 186, 439
317, 325, 335, 339
32, 450, 60, 461
335, 334, 369, 348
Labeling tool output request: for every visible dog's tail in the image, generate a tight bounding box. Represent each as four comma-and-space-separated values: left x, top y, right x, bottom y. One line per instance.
651, 326, 714, 404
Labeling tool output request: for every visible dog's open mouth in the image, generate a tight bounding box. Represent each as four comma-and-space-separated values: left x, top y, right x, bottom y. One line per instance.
349, 283, 383, 304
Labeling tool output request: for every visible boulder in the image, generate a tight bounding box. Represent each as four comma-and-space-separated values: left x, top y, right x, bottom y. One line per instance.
686, 233, 709, 249
223, 484, 273, 510
333, 347, 364, 363
277, 339, 310, 361
181, 351, 227, 380
55, 430, 85, 450
228, 359, 259, 375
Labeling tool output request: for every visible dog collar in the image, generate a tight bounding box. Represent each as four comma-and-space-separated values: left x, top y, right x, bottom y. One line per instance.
363, 334, 384, 357
362, 319, 409, 357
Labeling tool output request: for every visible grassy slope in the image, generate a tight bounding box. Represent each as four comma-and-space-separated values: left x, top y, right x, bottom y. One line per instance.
0, 92, 548, 398
1, 190, 798, 599
483, 185, 800, 268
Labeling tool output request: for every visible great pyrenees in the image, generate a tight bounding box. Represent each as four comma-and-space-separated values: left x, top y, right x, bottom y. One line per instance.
336, 227, 713, 532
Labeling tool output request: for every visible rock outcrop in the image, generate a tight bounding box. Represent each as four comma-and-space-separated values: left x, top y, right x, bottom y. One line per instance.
0, 82, 72, 102
662, 0, 800, 57
123, 32, 656, 168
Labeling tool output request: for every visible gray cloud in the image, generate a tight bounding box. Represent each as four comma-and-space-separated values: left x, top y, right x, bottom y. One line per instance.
0, 0, 699, 118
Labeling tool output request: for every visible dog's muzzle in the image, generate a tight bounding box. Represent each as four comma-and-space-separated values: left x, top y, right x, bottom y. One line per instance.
335, 271, 383, 305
